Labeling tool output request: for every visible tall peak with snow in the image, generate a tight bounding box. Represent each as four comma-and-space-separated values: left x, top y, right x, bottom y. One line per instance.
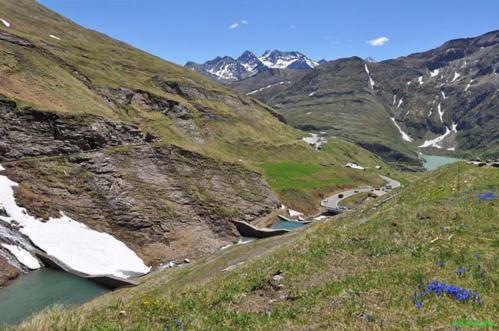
186, 50, 319, 81
258, 50, 319, 70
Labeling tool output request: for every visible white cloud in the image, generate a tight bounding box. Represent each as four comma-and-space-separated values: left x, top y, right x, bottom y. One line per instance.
367, 36, 389, 47
229, 20, 248, 29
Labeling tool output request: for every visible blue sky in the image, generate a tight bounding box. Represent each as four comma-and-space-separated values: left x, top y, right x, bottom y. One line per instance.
39, 0, 499, 65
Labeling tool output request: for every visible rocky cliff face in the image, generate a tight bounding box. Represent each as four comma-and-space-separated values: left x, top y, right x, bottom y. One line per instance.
4, 145, 279, 265
0, 97, 280, 285
0, 98, 150, 160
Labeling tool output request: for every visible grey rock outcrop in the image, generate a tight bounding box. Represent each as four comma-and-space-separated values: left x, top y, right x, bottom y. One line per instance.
0, 98, 150, 161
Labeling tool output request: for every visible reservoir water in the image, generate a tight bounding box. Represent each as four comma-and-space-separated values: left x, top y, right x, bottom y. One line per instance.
0, 268, 109, 326
422, 154, 463, 171
271, 219, 306, 230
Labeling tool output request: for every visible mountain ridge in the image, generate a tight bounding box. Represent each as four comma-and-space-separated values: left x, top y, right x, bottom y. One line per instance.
186, 49, 319, 81
250, 29, 499, 161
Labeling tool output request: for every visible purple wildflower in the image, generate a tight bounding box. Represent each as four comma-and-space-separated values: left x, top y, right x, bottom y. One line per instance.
455, 266, 466, 276
413, 280, 481, 310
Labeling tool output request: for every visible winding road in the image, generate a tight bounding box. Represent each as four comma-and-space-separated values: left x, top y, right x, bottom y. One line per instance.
321, 175, 400, 210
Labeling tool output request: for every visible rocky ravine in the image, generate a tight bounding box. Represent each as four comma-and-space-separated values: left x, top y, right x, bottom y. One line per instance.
0, 97, 280, 286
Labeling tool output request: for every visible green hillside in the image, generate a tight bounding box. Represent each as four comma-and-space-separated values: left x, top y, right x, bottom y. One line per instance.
250, 31, 499, 164
12, 163, 498, 330
264, 57, 423, 166
0, 0, 398, 279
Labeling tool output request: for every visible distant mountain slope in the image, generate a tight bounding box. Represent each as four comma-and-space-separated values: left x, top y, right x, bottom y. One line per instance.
257, 30, 499, 161
186, 50, 318, 82
228, 68, 309, 96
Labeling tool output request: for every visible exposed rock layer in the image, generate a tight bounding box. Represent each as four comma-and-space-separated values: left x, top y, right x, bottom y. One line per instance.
0, 101, 279, 285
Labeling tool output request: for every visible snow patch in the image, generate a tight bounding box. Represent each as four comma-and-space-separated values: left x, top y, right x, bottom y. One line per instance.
246, 81, 291, 95
437, 103, 444, 123
302, 133, 326, 150
430, 69, 440, 77
418, 76, 424, 85
49, 34, 61, 41
441, 91, 446, 100
0, 169, 150, 278
241, 62, 258, 74
207, 63, 238, 81
364, 64, 375, 89
258, 51, 318, 69
451, 72, 461, 82
419, 123, 457, 149
391, 117, 413, 142
308, 91, 316, 97
397, 98, 403, 109
1, 244, 40, 270
392, 94, 396, 105
288, 209, 304, 218
465, 79, 473, 91
0, 18, 10, 28
345, 163, 365, 170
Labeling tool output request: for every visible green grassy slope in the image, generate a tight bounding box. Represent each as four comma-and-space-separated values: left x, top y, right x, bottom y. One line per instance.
13, 164, 498, 330
262, 57, 423, 167
0, 0, 298, 153
259, 139, 397, 213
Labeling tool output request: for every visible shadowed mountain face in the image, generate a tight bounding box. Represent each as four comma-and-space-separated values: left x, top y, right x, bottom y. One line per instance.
251, 30, 499, 162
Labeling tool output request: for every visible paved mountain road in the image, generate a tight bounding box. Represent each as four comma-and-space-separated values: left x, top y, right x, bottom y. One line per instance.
321, 175, 400, 210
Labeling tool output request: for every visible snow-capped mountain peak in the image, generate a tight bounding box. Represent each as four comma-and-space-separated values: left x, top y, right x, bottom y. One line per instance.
364, 57, 378, 63
258, 50, 319, 69
186, 49, 320, 81
203, 56, 244, 81
237, 50, 266, 75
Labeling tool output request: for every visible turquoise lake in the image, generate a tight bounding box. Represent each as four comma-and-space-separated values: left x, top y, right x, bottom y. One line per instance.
422, 154, 463, 171
271, 219, 306, 230
0, 268, 109, 326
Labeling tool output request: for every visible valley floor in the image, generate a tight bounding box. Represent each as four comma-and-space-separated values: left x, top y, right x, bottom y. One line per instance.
11, 163, 498, 330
